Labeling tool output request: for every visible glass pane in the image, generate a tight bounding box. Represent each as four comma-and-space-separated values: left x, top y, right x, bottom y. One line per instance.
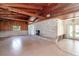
75, 25, 79, 38
69, 25, 73, 38
13, 25, 21, 31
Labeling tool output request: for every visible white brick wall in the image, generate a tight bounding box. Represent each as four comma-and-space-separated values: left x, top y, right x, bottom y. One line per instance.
28, 18, 57, 39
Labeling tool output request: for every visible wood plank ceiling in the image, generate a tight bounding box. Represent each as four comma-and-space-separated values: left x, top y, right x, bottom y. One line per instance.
0, 3, 79, 23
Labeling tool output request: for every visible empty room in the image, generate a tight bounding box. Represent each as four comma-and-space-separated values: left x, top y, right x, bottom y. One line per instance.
0, 3, 79, 56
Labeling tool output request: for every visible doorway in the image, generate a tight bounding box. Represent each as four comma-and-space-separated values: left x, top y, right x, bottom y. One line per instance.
28, 24, 35, 35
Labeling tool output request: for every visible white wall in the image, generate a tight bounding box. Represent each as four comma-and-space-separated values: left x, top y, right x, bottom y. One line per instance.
28, 18, 57, 39
0, 31, 28, 37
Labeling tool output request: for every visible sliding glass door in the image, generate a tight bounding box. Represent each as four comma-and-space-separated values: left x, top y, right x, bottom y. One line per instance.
65, 12, 79, 39
68, 20, 79, 39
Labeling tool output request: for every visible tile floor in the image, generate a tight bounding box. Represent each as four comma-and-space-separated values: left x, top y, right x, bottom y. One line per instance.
57, 39, 79, 56
0, 36, 72, 56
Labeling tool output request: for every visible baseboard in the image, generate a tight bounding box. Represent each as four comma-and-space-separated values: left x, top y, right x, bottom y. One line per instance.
0, 35, 27, 38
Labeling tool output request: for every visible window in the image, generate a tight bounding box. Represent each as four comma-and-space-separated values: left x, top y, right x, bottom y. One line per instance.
69, 25, 73, 37
68, 24, 79, 39
66, 12, 79, 39
75, 25, 79, 38
12, 25, 21, 31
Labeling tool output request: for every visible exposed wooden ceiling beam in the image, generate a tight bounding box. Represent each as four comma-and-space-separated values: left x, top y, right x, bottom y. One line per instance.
14, 8, 38, 13
0, 17, 31, 22
51, 4, 65, 10
43, 4, 69, 16
32, 17, 38, 22
62, 4, 79, 13
63, 4, 79, 10
0, 5, 45, 19
0, 4, 43, 10
54, 4, 79, 16
62, 7, 79, 15
0, 14, 28, 17
51, 4, 70, 14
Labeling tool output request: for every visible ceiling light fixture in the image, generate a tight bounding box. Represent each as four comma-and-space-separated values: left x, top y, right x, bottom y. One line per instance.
46, 14, 51, 17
